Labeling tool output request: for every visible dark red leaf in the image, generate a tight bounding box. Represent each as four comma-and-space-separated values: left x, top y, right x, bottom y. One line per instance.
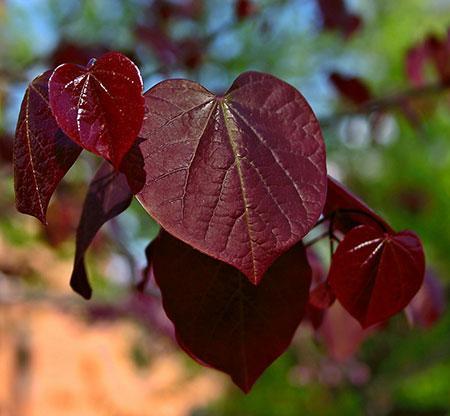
304, 249, 329, 328
48, 52, 144, 168
324, 176, 393, 234
235, 0, 257, 20
129, 71, 327, 284
310, 280, 335, 309
307, 249, 334, 310
151, 231, 312, 392
319, 301, 373, 361
42, 192, 82, 247
71, 162, 133, 299
406, 43, 428, 87
135, 25, 179, 67
50, 41, 108, 67
0, 133, 13, 164
405, 29, 450, 87
329, 72, 372, 106
14, 71, 82, 224
316, 0, 362, 38
405, 269, 445, 328
328, 225, 425, 328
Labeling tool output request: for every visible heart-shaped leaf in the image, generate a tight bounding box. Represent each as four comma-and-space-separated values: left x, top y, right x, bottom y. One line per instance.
328, 225, 425, 328
71, 162, 133, 299
14, 70, 82, 224
151, 231, 312, 392
130, 71, 327, 284
48, 52, 144, 168
405, 270, 445, 328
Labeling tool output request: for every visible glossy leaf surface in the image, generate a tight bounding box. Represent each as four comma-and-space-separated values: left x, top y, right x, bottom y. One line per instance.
151, 231, 312, 392
325, 176, 392, 234
14, 71, 82, 223
48, 52, 144, 168
328, 225, 425, 328
71, 162, 133, 299
131, 71, 326, 284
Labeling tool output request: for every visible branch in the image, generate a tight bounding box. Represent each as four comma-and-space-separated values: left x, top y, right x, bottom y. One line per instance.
320, 80, 450, 128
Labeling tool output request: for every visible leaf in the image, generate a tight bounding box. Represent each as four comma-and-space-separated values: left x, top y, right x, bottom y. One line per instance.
406, 29, 450, 86
328, 225, 425, 328
130, 71, 327, 284
235, 0, 257, 20
405, 269, 445, 329
316, 0, 362, 38
71, 162, 133, 299
14, 71, 82, 224
329, 72, 372, 106
48, 52, 144, 168
309, 281, 335, 309
324, 176, 393, 234
151, 231, 312, 392
319, 301, 374, 362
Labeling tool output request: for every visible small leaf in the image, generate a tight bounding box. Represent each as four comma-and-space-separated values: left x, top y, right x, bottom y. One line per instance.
14, 71, 82, 224
130, 71, 327, 284
324, 176, 393, 234
71, 162, 133, 299
309, 281, 335, 309
329, 72, 372, 106
319, 301, 373, 362
151, 231, 311, 392
48, 52, 144, 168
316, 0, 362, 38
405, 269, 445, 328
328, 225, 425, 328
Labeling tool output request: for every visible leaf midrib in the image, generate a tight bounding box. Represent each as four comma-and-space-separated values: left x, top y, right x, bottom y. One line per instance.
220, 101, 258, 281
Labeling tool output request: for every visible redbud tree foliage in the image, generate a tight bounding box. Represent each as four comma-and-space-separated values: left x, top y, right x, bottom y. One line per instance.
13, 48, 427, 392
9, 0, 450, 397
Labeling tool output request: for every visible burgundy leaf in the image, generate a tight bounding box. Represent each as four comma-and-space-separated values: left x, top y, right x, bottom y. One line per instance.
328, 225, 425, 328
135, 25, 179, 67
310, 280, 335, 309
235, 0, 257, 20
329, 72, 372, 106
48, 52, 144, 168
304, 249, 329, 328
405, 269, 445, 328
50, 41, 108, 67
129, 71, 327, 284
406, 44, 429, 87
71, 162, 133, 299
0, 133, 13, 164
14, 71, 82, 224
426, 30, 450, 84
324, 176, 393, 234
151, 231, 312, 392
316, 0, 362, 38
405, 29, 450, 87
307, 249, 334, 309
319, 301, 373, 362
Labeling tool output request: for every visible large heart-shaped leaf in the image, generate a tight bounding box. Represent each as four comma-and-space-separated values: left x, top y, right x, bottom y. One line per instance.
151, 231, 312, 392
328, 225, 425, 328
14, 71, 82, 224
129, 71, 326, 284
48, 52, 144, 168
